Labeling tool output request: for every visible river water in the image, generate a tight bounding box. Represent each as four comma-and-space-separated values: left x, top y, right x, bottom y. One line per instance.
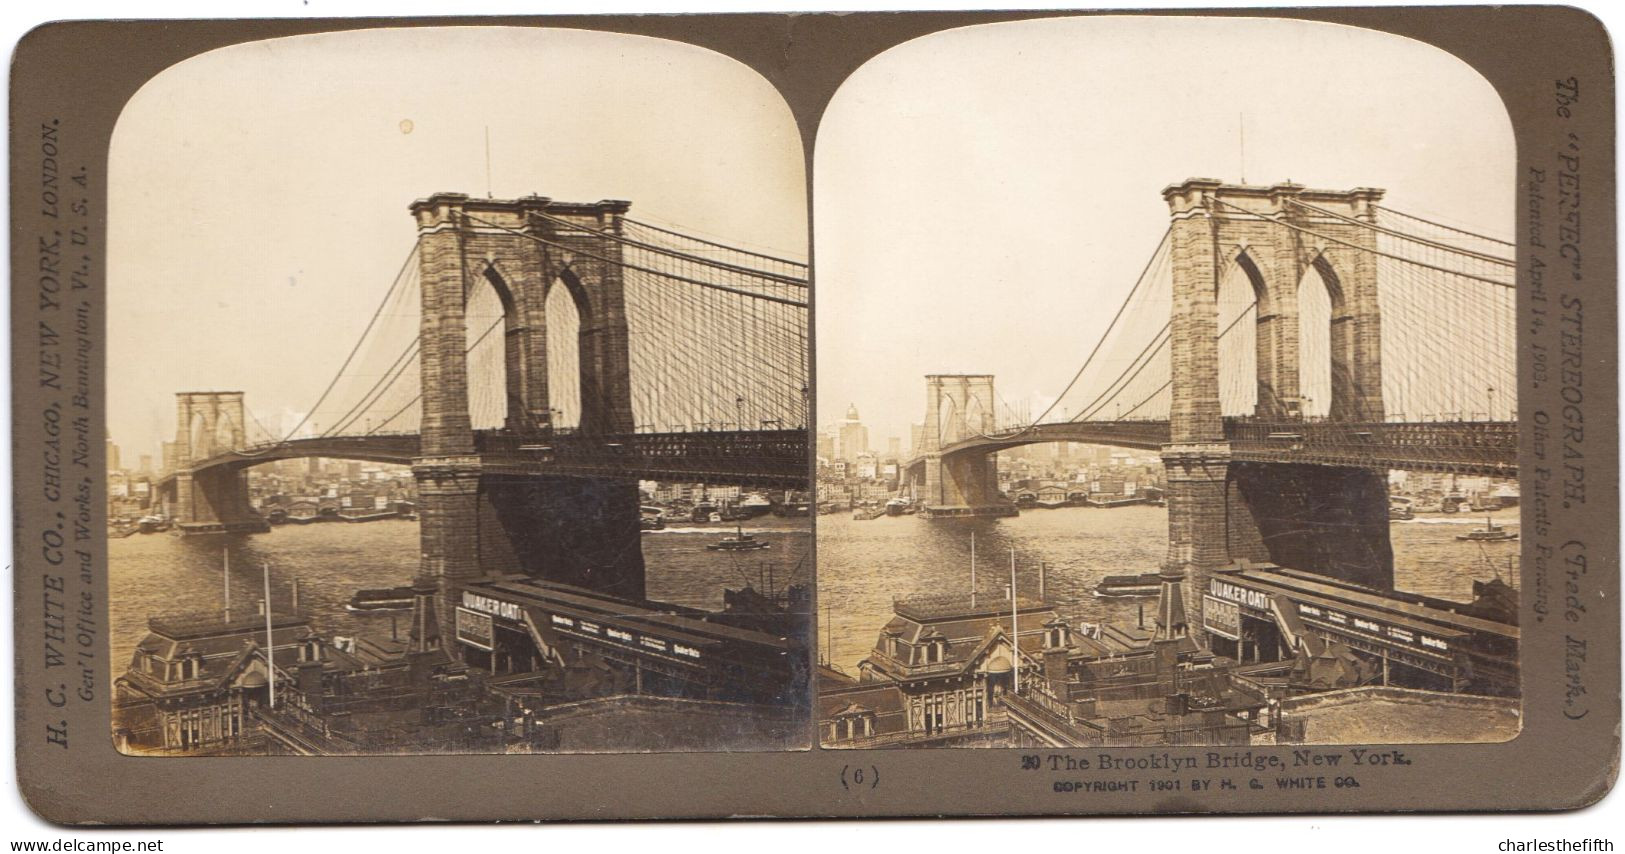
108, 518, 811, 677
109, 507, 1510, 683
816, 506, 1519, 675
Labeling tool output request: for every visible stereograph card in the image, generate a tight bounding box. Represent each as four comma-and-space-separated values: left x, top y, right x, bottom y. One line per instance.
9, 7, 1619, 824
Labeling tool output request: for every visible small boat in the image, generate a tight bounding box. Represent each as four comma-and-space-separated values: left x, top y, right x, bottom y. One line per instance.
884, 498, 909, 516
707, 526, 771, 551
1389, 504, 1414, 521
640, 515, 665, 532
1457, 516, 1517, 542
1093, 573, 1162, 598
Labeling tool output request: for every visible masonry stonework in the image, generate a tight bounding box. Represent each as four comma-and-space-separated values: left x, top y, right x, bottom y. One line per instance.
411, 194, 647, 615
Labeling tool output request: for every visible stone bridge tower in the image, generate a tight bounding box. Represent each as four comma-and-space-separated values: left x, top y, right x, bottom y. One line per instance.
914, 374, 1010, 516
1162, 179, 1392, 629
166, 391, 269, 534
411, 193, 645, 631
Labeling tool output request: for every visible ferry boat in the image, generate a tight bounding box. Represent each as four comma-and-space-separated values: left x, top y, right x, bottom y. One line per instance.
1456, 516, 1518, 542
1093, 573, 1162, 598
735, 493, 774, 519
706, 526, 771, 551
345, 586, 416, 613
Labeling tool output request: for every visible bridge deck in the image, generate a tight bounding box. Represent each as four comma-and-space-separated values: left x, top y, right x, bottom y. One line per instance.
911, 419, 1517, 477
160, 429, 808, 489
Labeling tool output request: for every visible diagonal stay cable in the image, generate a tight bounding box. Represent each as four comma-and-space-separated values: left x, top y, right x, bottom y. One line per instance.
272, 245, 420, 446
364, 316, 505, 435
1116, 302, 1257, 420
975, 228, 1171, 441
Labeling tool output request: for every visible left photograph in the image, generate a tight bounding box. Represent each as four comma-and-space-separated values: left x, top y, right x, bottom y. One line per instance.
106, 27, 811, 755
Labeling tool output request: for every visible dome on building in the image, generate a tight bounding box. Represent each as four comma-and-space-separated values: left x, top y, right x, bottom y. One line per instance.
845, 403, 860, 421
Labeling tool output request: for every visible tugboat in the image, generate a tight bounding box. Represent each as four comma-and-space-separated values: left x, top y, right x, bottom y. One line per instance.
1457, 516, 1518, 542
1389, 503, 1415, 521
640, 514, 665, 532
706, 525, 771, 551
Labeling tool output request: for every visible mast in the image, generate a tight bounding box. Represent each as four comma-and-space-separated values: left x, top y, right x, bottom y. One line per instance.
263, 563, 276, 709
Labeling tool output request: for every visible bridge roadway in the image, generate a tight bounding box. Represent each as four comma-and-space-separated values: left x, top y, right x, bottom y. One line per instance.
158, 429, 808, 490
908, 419, 1518, 478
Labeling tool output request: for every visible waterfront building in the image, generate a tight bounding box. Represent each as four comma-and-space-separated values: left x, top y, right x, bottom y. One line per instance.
1198, 562, 1519, 697
112, 611, 360, 754
823, 586, 1269, 748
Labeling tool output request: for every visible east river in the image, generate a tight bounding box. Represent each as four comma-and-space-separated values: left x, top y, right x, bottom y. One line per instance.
817, 506, 1519, 675
108, 507, 1512, 681
108, 519, 811, 676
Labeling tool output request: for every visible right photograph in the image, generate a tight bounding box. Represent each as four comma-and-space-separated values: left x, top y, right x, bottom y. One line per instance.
814, 16, 1520, 748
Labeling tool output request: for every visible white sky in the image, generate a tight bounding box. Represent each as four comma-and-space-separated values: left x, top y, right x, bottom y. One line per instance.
108, 26, 806, 461
814, 15, 1515, 446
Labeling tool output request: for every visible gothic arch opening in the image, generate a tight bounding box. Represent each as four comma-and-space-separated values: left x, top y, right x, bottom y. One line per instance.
465, 268, 514, 431
936, 393, 960, 445
188, 410, 212, 460
546, 270, 590, 431
213, 409, 239, 453
1297, 253, 1347, 420
1216, 250, 1263, 417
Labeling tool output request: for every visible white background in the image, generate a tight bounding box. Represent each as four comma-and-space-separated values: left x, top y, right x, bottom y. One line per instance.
2, 1, 1619, 851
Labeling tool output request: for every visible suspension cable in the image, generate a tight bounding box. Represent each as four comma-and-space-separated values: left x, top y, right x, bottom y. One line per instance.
624, 216, 808, 268
275, 245, 420, 443
529, 210, 807, 287
1284, 198, 1514, 267
1374, 204, 1516, 248
463, 213, 808, 308
984, 228, 1171, 439
1208, 198, 1513, 289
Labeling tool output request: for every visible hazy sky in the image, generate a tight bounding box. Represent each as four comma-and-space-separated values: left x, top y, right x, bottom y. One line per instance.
109, 26, 805, 461
814, 16, 1514, 446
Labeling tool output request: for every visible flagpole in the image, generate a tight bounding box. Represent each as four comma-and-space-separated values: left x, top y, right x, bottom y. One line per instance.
222, 547, 231, 623
1010, 548, 1019, 695
263, 562, 275, 709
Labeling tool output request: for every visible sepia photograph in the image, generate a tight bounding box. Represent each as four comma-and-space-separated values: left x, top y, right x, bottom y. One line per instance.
815, 16, 1521, 749
104, 25, 812, 755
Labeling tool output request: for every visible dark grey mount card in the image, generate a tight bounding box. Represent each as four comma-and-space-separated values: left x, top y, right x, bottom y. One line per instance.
11, 8, 1619, 824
